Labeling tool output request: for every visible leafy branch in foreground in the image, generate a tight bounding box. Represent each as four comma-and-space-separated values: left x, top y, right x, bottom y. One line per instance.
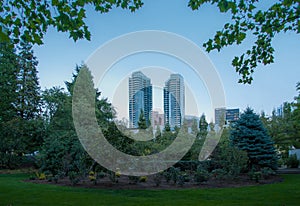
1, 0, 299, 83
188, 0, 299, 83
0, 0, 143, 45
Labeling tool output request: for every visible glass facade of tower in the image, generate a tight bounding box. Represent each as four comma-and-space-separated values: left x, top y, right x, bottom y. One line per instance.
129, 71, 152, 128
163, 74, 185, 129
226, 109, 239, 122
215, 108, 240, 126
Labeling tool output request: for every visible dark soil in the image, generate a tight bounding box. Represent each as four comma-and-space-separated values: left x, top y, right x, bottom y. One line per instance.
26, 174, 283, 190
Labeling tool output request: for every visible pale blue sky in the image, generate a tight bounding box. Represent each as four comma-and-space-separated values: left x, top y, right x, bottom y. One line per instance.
33, 0, 300, 122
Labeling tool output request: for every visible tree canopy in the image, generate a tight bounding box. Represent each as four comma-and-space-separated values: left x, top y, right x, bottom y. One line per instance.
189, 0, 299, 83
230, 107, 278, 170
1, 0, 299, 83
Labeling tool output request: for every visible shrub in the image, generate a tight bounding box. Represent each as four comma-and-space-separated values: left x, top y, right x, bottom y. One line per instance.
88, 171, 97, 185
139, 176, 147, 182
182, 172, 191, 182
212, 168, 227, 180
115, 168, 121, 177
194, 168, 210, 184
248, 169, 262, 183
128, 176, 139, 184
163, 171, 172, 183
261, 167, 276, 179
89, 171, 96, 181
68, 171, 81, 185
153, 173, 163, 186
286, 154, 299, 168
177, 172, 186, 187
36, 172, 46, 180
97, 171, 106, 179
108, 171, 118, 183
169, 167, 180, 184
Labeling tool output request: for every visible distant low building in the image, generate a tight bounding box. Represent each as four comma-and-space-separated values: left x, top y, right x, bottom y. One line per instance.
215, 107, 226, 126
215, 108, 240, 126
289, 149, 300, 161
152, 111, 164, 127
226, 109, 240, 123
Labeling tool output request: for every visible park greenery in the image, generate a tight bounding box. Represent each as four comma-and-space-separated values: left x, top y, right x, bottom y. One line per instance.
0, 0, 299, 83
1, 42, 300, 186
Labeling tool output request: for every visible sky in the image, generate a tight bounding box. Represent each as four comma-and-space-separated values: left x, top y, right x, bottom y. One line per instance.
33, 0, 300, 122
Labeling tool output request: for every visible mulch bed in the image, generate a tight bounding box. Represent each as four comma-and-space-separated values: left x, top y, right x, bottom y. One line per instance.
25, 174, 283, 190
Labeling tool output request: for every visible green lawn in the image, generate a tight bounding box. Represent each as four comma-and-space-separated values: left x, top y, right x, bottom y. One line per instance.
0, 173, 299, 206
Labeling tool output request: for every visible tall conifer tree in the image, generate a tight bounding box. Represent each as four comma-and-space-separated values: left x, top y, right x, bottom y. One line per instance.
230, 108, 278, 170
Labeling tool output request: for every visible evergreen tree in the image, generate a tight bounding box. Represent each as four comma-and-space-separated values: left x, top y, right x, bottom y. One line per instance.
230, 108, 278, 170
164, 123, 171, 132
198, 114, 208, 139
0, 42, 19, 122
40, 65, 94, 176
16, 43, 40, 120
39, 65, 123, 177
291, 82, 300, 148
138, 109, 147, 129
155, 125, 161, 139
0, 42, 22, 168
16, 43, 43, 154
191, 118, 198, 135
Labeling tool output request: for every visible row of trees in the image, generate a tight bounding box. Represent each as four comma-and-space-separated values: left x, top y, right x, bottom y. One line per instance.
260, 85, 300, 160
1, 42, 298, 183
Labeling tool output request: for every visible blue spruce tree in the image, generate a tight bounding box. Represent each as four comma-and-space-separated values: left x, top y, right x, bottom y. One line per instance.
230, 108, 277, 170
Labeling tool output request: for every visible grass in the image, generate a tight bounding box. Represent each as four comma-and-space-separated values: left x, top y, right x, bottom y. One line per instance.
0, 173, 299, 206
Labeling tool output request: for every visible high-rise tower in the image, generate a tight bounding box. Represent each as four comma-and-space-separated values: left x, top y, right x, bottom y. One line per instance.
163, 74, 185, 129
129, 71, 152, 128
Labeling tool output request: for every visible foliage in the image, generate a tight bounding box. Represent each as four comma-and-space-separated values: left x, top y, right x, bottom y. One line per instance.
211, 168, 227, 180
188, 0, 300, 83
139, 176, 147, 182
0, 42, 19, 122
107, 169, 121, 183
68, 171, 81, 185
194, 167, 210, 184
88, 171, 96, 182
248, 169, 262, 183
191, 118, 199, 135
163, 170, 172, 183
261, 167, 276, 179
230, 108, 278, 170
169, 167, 180, 184
15, 42, 41, 120
35, 172, 46, 180
0, 0, 143, 45
210, 127, 248, 178
138, 109, 147, 129
291, 82, 300, 148
177, 172, 186, 187
0, 42, 42, 168
286, 154, 299, 168
1, 1, 299, 83
260, 83, 300, 161
38, 65, 112, 181
128, 175, 139, 184
198, 114, 208, 139
153, 173, 163, 187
